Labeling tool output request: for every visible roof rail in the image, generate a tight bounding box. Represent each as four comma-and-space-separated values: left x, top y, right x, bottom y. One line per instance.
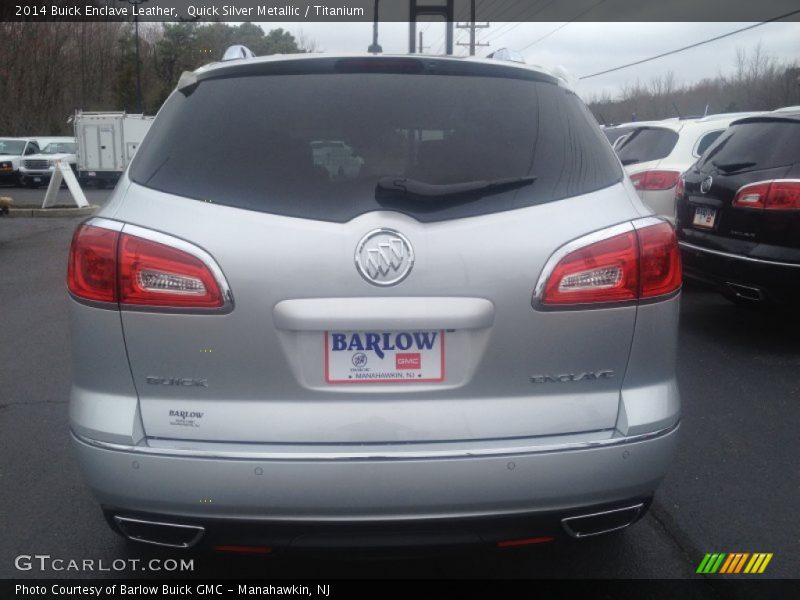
222, 45, 255, 61
486, 48, 525, 64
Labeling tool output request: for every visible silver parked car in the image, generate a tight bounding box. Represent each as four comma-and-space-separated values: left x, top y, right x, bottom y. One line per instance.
68, 52, 682, 552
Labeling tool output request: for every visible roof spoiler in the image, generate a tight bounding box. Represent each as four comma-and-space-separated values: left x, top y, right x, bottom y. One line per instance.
222, 45, 255, 61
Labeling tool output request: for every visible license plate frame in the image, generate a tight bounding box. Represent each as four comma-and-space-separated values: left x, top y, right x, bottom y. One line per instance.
324, 330, 446, 384
693, 206, 717, 229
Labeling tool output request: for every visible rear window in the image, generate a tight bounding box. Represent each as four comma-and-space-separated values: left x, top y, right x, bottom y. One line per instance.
698, 120, 800, 173
130, 67, 621, 223
602, 126, 635, 145
616, 127, 679, 165
695, 130, 724, 157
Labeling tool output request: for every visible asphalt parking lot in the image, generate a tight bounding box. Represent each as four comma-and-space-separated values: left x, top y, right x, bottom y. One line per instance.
0, 188, 798, 581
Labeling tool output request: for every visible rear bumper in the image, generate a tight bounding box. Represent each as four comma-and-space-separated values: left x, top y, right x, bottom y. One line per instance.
72, 422, 678, 547
679, 241, 800, 303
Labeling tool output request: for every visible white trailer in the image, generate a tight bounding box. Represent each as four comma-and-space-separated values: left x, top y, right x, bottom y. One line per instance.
74, 111, 154, 187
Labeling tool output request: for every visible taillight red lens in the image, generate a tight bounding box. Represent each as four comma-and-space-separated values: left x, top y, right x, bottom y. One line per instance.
765, 181, 800, 210
541, 221, 681, 306
68, 222, 226, 309
67, 224, 120, 303
637, 222, 682, 298
674, 174, 685, 201
733, 180, 800, 210
630, 170, 681, 191
118, 234, 224, 308
542, 231, 640, 305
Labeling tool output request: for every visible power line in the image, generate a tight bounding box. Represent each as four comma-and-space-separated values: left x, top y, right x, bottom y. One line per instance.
579, 9, 800, 80
518, 0, 606, 53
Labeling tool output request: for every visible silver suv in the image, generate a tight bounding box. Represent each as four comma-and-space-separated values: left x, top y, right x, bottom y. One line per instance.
68, 53, 681, 551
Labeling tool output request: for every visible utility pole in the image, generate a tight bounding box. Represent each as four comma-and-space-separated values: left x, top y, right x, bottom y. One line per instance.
126, 0, 149, 113
409, 0, 454, 55
368, 0, 382, 53
456, 0, 489, 55
418, 31, 428, 54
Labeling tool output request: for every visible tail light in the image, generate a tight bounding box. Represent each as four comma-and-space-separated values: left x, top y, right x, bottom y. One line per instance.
733, 180, 800, 210
630, 170, 681, 191
674, 174, 685, 201
537, 219, 681, 307
68, 220, 229, 310
67, 223, 119, 303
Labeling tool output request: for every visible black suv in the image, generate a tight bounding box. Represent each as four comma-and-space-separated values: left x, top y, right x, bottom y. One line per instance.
676, 111, 800, 305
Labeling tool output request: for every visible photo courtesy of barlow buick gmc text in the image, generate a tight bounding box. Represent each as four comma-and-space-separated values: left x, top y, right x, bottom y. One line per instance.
0, 0, 798, 598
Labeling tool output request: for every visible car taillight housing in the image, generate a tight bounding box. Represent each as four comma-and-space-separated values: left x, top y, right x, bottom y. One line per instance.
67, 221, 228, 310
538, 219, 681, 307
630, 170, 681, 191
733, 180, 800, 211
674, 174, 685, 201
67, 224, 119, 303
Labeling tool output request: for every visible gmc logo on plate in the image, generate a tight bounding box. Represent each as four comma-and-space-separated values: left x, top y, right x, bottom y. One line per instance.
396, 353, 421, 370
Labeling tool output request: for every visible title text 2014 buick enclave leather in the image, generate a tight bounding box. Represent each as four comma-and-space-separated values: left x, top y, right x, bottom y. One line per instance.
67, 52, 681, 551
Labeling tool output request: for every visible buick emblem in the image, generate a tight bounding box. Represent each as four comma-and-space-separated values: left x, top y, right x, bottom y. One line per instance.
355, 228, 414, 286
700, 176, 713, 194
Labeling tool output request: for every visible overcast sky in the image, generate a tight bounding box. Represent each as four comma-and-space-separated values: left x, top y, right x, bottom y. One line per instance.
271, 22, 799, 100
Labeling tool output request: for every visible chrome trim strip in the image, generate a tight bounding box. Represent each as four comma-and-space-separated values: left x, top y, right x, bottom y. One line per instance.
72, 421, 679, 462
561, 503, 644, 538
679, 241, 800, 268
113, 516, 205, 549
85, 216, 124, 232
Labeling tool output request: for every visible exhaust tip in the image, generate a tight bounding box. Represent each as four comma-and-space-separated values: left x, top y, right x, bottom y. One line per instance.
114, 516, 204, 549
725, 282, 766, 302
561, 503, 644, 538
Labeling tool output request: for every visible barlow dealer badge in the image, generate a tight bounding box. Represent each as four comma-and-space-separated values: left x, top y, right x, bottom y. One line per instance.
355, 229, 415, 287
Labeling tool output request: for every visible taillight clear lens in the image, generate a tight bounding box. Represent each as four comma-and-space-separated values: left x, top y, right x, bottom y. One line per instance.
543, 231, 639, 305
733, 182, 769, 209
118, 234, 224, 308
541, 221, 681, 306
630, 170, 681, 191
67, 224, 119, 303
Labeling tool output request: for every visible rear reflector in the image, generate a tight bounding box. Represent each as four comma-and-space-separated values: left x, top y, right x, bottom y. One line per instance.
630, 170, 681, 191
539, 220, 681, 307
733, 180, 800, 210
68, 221, 227, 310
497, 536, 555, 548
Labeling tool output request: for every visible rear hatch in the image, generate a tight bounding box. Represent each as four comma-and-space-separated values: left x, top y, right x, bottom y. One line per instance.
677, 116, 800, 256
114, 56, 639, 445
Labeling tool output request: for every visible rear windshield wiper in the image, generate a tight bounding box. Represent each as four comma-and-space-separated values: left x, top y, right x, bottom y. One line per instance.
375, 176, 536, 205
711, 160, 757, 172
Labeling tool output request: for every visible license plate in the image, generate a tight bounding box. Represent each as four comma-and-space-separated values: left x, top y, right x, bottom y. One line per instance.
33, 177, 41, 183
88, 171, 96, 177
693, 206, 717, 229
324, 330, 445, 384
